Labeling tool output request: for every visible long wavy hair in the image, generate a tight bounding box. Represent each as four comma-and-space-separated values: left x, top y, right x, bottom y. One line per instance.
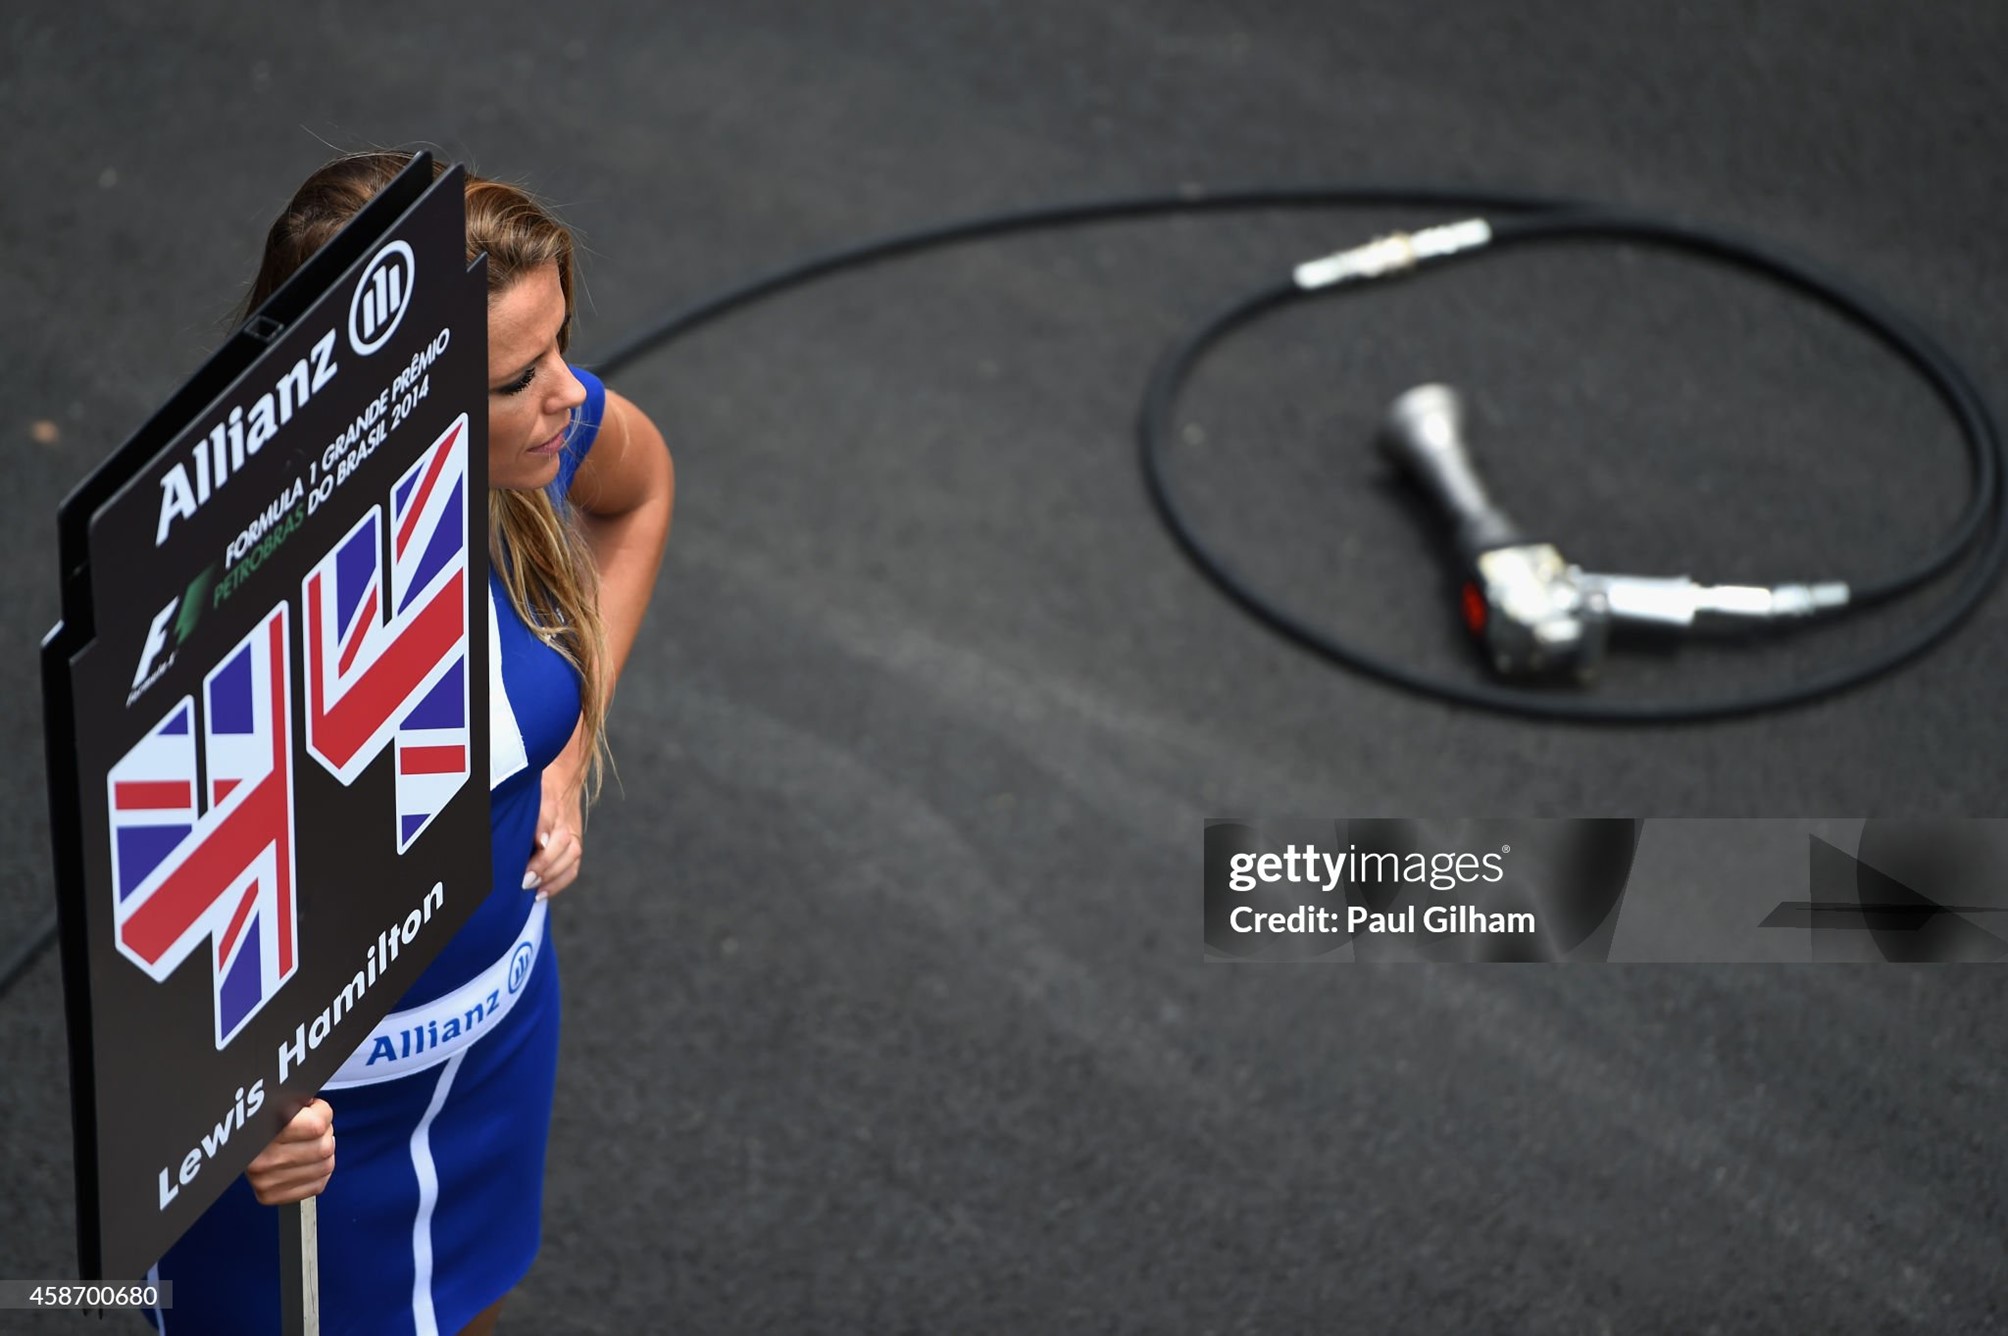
244, 150, 608, 804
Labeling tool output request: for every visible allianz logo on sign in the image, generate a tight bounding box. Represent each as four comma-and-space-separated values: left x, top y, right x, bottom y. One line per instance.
349, 240, 414, 356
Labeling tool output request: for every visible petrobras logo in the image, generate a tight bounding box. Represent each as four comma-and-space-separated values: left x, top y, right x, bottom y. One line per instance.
106, 416, 471, 1049
349, 240, 414, 356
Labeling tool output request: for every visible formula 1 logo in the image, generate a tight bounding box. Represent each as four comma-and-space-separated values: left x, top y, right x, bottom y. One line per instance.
302, 416, 471, 850
127, 567, 216, 706
110, 607, 298, 1049
349, 239, 414, 356
131, 597, 183, 694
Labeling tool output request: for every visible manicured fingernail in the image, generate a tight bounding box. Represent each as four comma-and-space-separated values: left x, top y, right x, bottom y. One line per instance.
538, 832, 550, 849
535, 890, 549, 903
522, 871, 541, 891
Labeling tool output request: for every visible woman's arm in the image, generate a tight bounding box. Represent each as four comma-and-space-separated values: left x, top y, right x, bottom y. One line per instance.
523, 389, 675, 897
569, 388, 676, 687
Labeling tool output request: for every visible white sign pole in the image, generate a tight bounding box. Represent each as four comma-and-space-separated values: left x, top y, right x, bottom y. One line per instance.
278, 1198, 319, 1336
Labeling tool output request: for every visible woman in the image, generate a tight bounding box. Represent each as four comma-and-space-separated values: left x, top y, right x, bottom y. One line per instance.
147, 151, 674, 1335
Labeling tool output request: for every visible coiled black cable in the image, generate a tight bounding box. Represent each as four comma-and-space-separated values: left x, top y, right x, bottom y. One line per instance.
1139, 205, 2005, 721
595, 185, 2006, 724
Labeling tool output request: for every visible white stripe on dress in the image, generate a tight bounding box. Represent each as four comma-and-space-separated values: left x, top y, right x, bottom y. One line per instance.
408, 1049, 467, 1336
487, 584, 528, 791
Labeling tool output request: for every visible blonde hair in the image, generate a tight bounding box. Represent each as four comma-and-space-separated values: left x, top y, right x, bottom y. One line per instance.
246, 150, 608, 804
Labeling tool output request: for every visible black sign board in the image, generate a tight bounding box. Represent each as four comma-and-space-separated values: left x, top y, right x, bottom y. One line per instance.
42, 155, 492, 1279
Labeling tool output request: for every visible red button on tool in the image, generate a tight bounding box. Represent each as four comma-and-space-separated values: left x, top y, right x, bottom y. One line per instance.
1460, 582, 1487, 635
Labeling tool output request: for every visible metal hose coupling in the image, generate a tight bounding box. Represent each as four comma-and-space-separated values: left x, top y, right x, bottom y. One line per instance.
1570, 574, 1851, 630
1293, 219, 1493, 290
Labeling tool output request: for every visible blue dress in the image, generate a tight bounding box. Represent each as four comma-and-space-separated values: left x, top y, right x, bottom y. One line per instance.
148, 368, 608, 1336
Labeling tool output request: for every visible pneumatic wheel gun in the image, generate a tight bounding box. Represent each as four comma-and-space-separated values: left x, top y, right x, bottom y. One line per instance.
1377, 384, 1848, 680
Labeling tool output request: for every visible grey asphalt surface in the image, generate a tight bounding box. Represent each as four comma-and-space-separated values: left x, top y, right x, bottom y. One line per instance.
5, 3, 2007, 1332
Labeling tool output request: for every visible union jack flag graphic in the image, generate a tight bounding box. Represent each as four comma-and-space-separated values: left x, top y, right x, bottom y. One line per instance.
109, 606, 297, 1049
303, 415, 471, 851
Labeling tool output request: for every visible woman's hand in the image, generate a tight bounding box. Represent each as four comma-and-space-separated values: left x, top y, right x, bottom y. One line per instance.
245, 1099, 335, 1206
524, 761, 585, 899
